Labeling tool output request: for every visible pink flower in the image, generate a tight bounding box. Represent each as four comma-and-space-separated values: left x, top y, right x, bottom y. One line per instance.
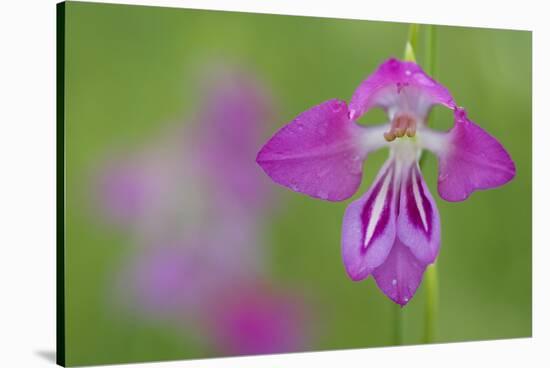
102, 67, 276, 314
194, 67, 276, 214
124, 243, 213, 315
257, 58, 515, 306
99, 66, 315, 353
203, 283, 310, 355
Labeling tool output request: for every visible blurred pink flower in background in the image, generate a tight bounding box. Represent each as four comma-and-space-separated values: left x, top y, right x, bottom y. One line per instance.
194, 67, 276, 214
203, 283, 310, 355
120, 242, 220, 316
95, 64, 314, 355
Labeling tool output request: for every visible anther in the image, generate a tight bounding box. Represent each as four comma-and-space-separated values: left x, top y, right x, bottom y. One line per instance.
384, 114, 417, 142
384, 131, 396, 141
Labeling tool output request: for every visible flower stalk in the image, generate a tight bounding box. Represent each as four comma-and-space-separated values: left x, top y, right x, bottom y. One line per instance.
404, 24, 419, 62
423, 263, 438, 342
423, 24, 439, 344
393, 303, 404, 345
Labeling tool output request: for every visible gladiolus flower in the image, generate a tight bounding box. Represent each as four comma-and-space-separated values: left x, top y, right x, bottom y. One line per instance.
257, 58, 515, 306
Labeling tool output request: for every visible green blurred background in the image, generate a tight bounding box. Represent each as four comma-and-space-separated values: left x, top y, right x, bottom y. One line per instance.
63, 1, 531, 366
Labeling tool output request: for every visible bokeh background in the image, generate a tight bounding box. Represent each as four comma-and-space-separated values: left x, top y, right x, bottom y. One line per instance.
63, 1, 532, 366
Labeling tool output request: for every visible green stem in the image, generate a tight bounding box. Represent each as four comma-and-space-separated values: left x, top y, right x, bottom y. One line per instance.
404, 24, 420, 62
423, 263, 438, 342
418, 25, 436, 168
393, 304, 403, 345
422, 24, 439, 344
425, 25, 438, 77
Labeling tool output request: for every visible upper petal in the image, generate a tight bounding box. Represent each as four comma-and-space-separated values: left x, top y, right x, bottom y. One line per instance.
349, 58, 456, 121
256, 99, 385, 201
435, 108, 516, 202
341, 160, 398, 280
397, 163, 441, 265
372, 238, 427, 306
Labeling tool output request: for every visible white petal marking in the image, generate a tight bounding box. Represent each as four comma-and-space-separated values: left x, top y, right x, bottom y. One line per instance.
364, 168, 393, 247
411, 168, 428, 232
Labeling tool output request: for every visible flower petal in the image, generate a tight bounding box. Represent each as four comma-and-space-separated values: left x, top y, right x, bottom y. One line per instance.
349, 58, 455, 121
257, 99, 385, 201
341, 160, 397, 280
372, 238, 427, 306
436, 108, 516, 202
397, 163, 441, 265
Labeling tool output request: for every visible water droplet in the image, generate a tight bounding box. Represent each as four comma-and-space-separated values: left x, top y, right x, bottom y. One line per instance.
289, 181, 300, 192
351, 165, 362, 175
415, 73, 434, 86
318, 121, 328, 135
403, 297, 409, 302
331, 100, 343, 112
346, 160, 362, 175
317, 168, 329, 178
318, 190, 329, 200
392, 279, 397, 286
405, 69, 412, 76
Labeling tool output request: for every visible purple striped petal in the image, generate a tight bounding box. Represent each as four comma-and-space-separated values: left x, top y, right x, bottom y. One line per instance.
257, 99, 369, 201
437, 108, 516, 202
372, 238, 427, 306
397, 163, 441, 265
341, 160, 397, 280
349, 58, 456, 121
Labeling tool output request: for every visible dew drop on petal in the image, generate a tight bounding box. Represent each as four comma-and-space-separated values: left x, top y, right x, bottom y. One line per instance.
392, 279, 397, 286
318, 121, 328, 136
346, 158, 362, 175
317, 167, 329, 178
331, 101, 343, 112
317, 190, 329, 200
414, 73, 435, 86
350, 166, 361, 175
289, 180, 300, 192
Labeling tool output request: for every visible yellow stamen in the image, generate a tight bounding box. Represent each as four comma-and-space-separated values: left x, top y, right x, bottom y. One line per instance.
384, 113, 417, 142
